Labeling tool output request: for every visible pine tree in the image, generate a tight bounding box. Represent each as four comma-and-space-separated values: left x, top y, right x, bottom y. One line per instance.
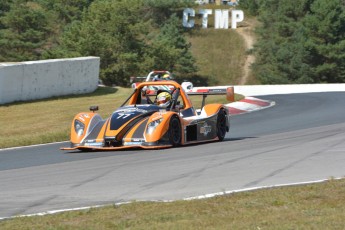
46, 0, 150, 86
148, 14, 198, 75
46, 0, 196, 86
303, 0, 345, 82
0, 0, 12, 29
0, 1, 54, 61
253, 0, 313, 83
253, 0, 345, 84
36, 0, 92, 24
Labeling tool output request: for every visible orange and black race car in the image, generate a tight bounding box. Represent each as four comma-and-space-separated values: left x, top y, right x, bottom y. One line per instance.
61, 81, 234, 151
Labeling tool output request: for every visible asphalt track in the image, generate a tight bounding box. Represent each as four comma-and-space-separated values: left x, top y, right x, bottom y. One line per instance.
1, 92, 345, 218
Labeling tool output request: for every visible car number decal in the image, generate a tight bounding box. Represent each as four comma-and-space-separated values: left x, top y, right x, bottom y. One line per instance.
116, 113, 134, 119
110, 111, 141, 130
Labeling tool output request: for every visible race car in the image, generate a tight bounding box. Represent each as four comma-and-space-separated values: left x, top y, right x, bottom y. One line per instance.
130, 70, 227, 94
131, 70, 174, 93
130, 70, 173, 88
61, 81, 233, 151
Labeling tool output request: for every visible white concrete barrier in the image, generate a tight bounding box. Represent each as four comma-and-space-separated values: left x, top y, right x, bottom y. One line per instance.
193, 83, 345, 97
0, 57, 100, 104
235, 84, 345, 96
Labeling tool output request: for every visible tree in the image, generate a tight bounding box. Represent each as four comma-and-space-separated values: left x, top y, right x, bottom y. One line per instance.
0, 1, 54, 61
0, 0, 12, 29
36, 0, 93, 24
239, 0, 260, 16
253, 0, 312, 83
142, 0, 194, 26
253, 0, 345, 84
46, 0, 196, 86
46, 0, 150, 86
303, 0, 345, 82
147, 14, 198, 75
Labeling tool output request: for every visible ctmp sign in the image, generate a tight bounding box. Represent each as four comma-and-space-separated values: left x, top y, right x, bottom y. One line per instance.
183, 8, 244, 29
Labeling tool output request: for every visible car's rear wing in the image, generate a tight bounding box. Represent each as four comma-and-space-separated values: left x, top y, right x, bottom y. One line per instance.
186, 86, 235, 109
130, 76, 146, 83
187, 87, 235, 100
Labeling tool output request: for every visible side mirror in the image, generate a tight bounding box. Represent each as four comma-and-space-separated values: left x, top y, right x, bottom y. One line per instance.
89, 106, 99, 112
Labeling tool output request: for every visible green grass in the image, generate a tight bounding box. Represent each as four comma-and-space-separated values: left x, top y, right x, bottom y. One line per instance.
0, 87, 131, 149
1, 179, 345, 229
185, 4, 251, 86
188, 29, 246, 86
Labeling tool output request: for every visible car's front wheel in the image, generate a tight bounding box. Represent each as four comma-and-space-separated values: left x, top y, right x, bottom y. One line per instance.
169, 116, 181, 146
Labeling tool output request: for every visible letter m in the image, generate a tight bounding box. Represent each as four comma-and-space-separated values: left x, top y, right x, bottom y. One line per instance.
214, 10, 229, 29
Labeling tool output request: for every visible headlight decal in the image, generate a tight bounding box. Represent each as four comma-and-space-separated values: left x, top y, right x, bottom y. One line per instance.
74, 119, 85, 136
146, 118, 163, 135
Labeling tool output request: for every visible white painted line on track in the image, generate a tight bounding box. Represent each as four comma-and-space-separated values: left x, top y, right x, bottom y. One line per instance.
0, 141, 69, 151
1, 177, 343, 221
183, 177, 344, 200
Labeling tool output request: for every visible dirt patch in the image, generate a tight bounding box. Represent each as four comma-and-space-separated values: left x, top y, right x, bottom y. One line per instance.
236, 20, 256, 85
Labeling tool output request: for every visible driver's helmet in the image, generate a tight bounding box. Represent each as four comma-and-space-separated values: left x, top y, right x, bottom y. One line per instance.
162, 74, 171, 80
156, 91, 172, 107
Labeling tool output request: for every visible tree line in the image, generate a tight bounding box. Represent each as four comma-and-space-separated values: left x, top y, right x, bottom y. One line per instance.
0, 0, 197, 86
1, 0, 345, 85
241, 0, 345, 84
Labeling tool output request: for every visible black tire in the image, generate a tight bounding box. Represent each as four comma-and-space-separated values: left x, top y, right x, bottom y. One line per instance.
169, 116, 181, 146
216, 109, 227, 141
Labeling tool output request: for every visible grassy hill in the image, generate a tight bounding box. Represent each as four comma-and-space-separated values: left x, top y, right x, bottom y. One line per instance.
188, 29, 246, 86
186, 7, 258, 86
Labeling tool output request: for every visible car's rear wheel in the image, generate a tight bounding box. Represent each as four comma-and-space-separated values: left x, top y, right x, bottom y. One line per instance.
217, 109, 227, 141
169, 116, 181, 146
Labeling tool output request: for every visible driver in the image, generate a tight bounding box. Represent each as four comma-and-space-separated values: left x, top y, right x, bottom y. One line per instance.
156, 91, 172, 107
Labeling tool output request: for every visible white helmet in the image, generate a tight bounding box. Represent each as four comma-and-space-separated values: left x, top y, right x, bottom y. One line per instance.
181, 82, 193, 92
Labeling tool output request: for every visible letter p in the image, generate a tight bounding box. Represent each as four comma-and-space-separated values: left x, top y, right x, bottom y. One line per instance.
231, 10, 244, 29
